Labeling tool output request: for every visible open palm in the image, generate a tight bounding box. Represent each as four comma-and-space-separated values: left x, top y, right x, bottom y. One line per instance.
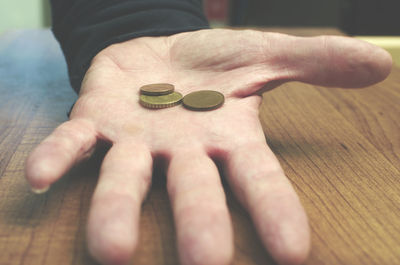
26, 29, 392, 265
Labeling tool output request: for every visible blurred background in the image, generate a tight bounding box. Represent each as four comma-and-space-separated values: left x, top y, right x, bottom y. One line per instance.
230, 0, 400, 35
0, 0, 50, 34
207, 0, 400, 35
1, 0, 399, 64
1, 0, 399, 35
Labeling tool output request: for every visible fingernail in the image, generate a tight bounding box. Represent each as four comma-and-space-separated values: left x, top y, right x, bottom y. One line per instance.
31, 186, 50, 194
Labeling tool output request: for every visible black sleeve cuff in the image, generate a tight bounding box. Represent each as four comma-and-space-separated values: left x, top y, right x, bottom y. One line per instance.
51, 0, 210, 92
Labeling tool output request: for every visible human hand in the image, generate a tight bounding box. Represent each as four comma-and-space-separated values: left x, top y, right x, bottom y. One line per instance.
25, 29, 392, 265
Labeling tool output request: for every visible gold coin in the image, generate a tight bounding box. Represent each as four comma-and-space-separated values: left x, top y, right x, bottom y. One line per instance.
182, 90, 224, 111
140, 83, 175, 96
140, 92, 183, 109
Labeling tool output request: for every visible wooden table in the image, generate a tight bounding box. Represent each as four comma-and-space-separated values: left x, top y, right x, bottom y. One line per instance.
0, 28, 399, 265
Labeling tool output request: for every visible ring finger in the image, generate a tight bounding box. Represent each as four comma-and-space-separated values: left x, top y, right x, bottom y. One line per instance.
87, 141, 153, 265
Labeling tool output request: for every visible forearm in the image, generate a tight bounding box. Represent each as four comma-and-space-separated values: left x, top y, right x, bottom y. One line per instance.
50, 0, 209, 92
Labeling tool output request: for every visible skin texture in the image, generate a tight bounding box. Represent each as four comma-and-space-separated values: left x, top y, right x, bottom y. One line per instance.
25, 29, 392, 265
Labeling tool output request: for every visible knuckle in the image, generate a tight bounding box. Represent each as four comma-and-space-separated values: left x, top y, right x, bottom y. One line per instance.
52, 119, 96, 151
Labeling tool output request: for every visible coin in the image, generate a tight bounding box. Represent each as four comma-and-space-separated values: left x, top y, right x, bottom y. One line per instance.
182, 90, 224, 111
140, 92, 183, 109
140, 83, 175, 96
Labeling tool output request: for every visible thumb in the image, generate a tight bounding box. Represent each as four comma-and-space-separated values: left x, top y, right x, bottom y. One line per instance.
264, 33, 393, 89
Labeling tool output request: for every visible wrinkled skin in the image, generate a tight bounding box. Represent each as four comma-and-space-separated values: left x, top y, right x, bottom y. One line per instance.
26, 29, 392, 265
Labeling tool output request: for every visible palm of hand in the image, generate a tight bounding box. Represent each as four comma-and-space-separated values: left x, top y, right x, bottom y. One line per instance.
75, 31, 266, 153
26, 29, 392, 265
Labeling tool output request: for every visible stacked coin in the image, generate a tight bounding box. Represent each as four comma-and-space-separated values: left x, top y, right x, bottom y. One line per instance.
140, 83, 175, 96
139, 83, 183, 109
139, 83, 225, 111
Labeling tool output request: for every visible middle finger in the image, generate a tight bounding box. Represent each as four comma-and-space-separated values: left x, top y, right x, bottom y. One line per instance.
167, 147, 233, 265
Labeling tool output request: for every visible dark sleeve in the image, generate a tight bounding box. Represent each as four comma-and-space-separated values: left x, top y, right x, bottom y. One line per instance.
50, 0, 210, 92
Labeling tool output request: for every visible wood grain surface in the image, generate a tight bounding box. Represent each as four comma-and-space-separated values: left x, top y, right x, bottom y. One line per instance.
0, 29, 399, 265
